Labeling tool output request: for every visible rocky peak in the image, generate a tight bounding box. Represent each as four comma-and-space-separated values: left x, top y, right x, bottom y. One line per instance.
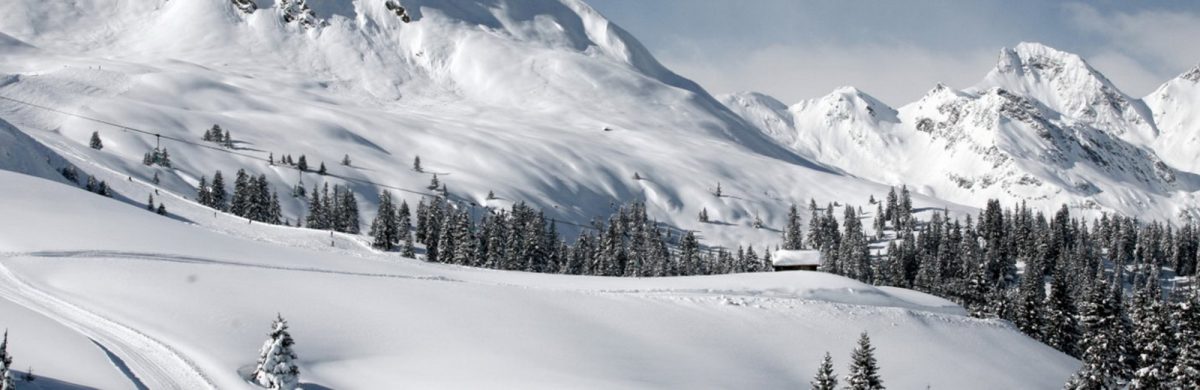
231, 0, 257, 14
1182, 64, 1200, 83
278, 0, 322, 28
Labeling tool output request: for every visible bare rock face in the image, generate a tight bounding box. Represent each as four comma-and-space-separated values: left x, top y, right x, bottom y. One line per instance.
231, 0, 257, 14
278, 0, 322, 29
386, 0, 412, 23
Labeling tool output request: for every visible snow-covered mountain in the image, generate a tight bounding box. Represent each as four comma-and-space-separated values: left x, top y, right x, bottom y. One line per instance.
1146, 64, 1200, 173
0, 0, 939, 250
0, 1, 1098, 387
722, 42, 1200, 223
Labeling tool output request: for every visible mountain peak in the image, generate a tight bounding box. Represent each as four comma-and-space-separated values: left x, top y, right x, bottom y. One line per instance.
994, 42, 1093, 77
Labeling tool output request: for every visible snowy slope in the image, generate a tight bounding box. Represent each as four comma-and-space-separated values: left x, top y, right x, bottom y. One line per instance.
1146, 65, 1200, 174
0, 170, 1078, 388
0, 117, 73, 183
721, 42, 1200, 223
0, 0, 948, 250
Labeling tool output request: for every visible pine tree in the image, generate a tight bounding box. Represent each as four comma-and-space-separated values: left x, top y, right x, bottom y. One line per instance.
156, 203, 167, 216
1014, 254, 1046, 340
60, 165, 79, 183
317, 162, 327, 176
297, 155, 308, 172
1043, 259, 1079, 357
811, 352, 837, 390
1173, 290, 1200, 388
152, 171, 160, 185
370, 191, 399, 250
89, 131, 103, 150
1067, 281, 1126, 389
223, 129, 234, 148
1130, 286, 1173, 389
147, 194, 156, 211
197, 176, 212, 207
698, 207, 709, 223
97, 181, 111, 197
413, 156, 422, 172
305, 184, 323, 229
252, 315, 300, 390
268, 191, 282, 225
785, 204, 803, 250
428, 174, 440, 191
844, 332, 884, 390
210, 171, 228, 211
341, 154, 351, 166
231, 169, 251, 217
0, 331, 14, 390
714, 181, 722, 197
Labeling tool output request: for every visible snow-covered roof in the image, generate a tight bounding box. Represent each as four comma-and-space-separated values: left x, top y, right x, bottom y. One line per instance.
772, 250, 822, 266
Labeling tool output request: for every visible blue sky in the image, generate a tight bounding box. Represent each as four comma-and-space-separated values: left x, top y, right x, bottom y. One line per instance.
587, 0, 1200, 104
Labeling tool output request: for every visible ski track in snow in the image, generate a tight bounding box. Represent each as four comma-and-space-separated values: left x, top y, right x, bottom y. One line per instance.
16, 249, 462, 282
0, 257, 216, 390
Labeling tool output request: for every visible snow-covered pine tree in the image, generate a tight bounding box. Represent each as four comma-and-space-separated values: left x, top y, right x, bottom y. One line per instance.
784, 204, 803, 250
873, 203, 885, 240
844, 332, 884, 390
811, 351, 837, 390
317, 162, 327, 176
60, 165, 79, 183
1173, 289, 1200, 388
231, 169, 251, 217
252, 315, 300, 390
1130, 281, 1173, 389
97, 180, 112, 197
884, 187, 897, 226
197, 176, 213, 207
698, 207, 708, 223
370, 191, 399, 250
156, 203, 167, 216
147, 194, 156, 211
223, 130, 234, 148
0, 331, 13, 390
339, 188, 359, 234
341, 154, 351, 166
1014, 253, 1046, 340
211, 171, 228, 211
305, 184, 323, 229
1067, 279, 1125, 389
152, 171, 160, 185
413, 156, 422, 172
714, 181, 722, 197
268, 192, 282, 225
297, 155, 308, 172
1042, 258, 1079, 358
428, 174, 440, 191
89, 131, 103, 150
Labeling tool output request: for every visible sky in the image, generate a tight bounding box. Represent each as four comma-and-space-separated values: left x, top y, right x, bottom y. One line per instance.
586, 0, 1200, 105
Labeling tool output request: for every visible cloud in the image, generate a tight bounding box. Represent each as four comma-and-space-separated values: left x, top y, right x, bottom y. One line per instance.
1064, 2, 1200, 93
660, 43, 997, 106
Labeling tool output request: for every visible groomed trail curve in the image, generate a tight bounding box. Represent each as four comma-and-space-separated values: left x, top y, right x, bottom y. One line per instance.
0, 256, 217, 390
